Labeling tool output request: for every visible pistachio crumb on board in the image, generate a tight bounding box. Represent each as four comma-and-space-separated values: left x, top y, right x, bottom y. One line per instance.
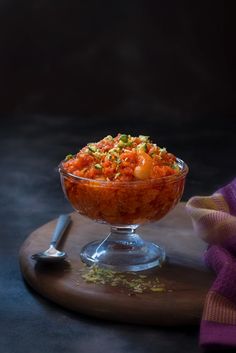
76, 265, 169, 295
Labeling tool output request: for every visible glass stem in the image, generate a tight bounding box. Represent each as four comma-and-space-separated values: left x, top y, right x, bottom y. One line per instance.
107, 225, 145, 251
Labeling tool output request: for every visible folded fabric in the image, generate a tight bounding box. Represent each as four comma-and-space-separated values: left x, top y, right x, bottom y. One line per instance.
186, 178, 236, 350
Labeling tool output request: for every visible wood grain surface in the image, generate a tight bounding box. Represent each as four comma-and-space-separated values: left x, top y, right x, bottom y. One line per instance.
19, 203, 214, 326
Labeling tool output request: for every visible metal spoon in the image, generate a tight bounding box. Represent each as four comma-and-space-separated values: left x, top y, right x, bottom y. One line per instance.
31, 214, 71, 263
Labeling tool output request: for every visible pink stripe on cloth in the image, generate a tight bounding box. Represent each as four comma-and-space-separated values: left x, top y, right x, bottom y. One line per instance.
186, 178, 236, 350
219, 179, 236, 216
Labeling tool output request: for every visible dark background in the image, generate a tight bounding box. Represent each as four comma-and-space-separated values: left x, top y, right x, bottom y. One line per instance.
0, 2, 236, 353
0, 1, 235, 114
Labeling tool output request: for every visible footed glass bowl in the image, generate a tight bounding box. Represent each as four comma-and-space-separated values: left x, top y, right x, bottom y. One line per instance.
59, 158, 188, 271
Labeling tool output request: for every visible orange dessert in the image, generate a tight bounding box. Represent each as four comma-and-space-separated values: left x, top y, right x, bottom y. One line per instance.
59, 134, 188, 225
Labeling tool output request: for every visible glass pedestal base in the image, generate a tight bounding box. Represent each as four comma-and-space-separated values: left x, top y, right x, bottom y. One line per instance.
80, 226, 166, 272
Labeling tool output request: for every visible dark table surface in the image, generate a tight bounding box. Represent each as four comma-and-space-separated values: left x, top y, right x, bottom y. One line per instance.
1, 114, 235, 353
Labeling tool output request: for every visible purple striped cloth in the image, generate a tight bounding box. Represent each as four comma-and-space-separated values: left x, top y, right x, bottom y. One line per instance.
186, 178, 236, 350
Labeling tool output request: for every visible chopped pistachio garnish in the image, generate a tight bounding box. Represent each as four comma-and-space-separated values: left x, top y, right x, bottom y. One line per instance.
159, 147, 167, 154
65, 154, 73, 161
109, 148, 119, 156
139, 135, 150, 142
172, 162, 180, 171
105, 135, 113, 141
150, 287, 165, 292
115, 156, 121, 163
114, 172, 120, 179
95, 164, 102, 169
118, 140, 125, 148
137, 142, 147, 152
93, 151, 104, 159
119, 134, 128, 143
88, 145, 97, 153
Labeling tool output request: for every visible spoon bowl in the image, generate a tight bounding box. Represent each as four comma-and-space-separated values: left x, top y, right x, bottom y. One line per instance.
31, 246, 67, 263
31, 215, 71, 263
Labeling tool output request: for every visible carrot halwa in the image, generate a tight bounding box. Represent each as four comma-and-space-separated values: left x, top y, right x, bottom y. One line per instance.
59, 134, 188, 225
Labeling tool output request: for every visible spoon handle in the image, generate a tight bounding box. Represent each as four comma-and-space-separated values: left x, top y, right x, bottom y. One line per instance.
51, 214, 71, 246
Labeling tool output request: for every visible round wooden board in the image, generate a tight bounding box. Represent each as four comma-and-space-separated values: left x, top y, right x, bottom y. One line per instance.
19, 203, 214, 326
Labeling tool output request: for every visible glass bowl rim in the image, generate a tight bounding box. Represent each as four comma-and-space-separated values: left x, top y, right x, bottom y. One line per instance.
58, 157, 189, 185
